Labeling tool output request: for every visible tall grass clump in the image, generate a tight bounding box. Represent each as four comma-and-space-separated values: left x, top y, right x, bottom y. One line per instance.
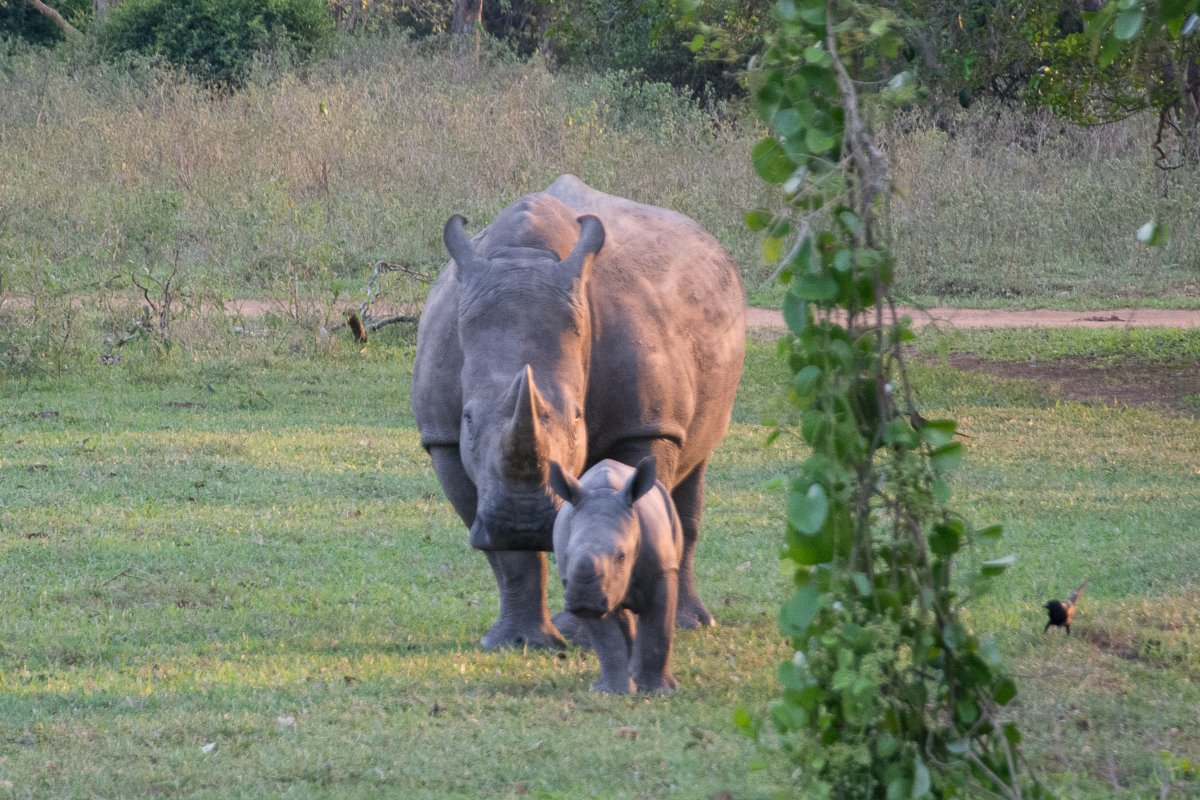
0, 34, 763, 310
886, 107, 1200, 304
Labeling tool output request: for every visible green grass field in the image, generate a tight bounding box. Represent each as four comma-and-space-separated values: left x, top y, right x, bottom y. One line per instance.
2, 328, 1197, 798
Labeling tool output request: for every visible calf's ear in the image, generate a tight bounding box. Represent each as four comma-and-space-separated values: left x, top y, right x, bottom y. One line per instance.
623, 456, 658, 506
549, 461, 585, 506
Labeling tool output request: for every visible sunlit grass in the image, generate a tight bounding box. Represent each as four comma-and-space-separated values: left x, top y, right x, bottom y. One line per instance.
1, 333, 1198, 797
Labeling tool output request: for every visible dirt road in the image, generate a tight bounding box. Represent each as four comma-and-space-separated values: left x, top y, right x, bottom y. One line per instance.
745, 306, 1200, 330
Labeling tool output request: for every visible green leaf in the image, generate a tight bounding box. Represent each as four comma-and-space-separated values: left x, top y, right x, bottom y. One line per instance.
917, 418, 956, 447
788, 483, 829, 534
836, 209, 860, 236
802, 46, 828, 65
779, 583, 822, 637
981, 555, 1016, 576
805, 127, 838, 154
832, 247, 852, 273
795, 0, 824, 27
762, 235, 783, 264
930, 522, 963, 557
793, 365, 822, 394
773, 107, 802, 138
744, 209, 773, 232
791, 273, 838, 301
929, 442, 964, 472
978, 524, 1003, 540
733, 705, 753, 730
1113, 9, 1145, 40
875, 732, 899, 758
911, 758, 931, 798
994, 677, 1017, 706
782, 292, 809, 333
883, 417, 918, 448
688, 33, 706, 53
751, 137, 795, 184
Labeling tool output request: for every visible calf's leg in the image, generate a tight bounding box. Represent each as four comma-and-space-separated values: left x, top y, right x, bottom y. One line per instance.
633, 577, 679, 694
583, 616, 635, 694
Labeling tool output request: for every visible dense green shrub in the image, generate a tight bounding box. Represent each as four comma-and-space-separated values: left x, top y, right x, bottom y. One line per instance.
540, 0, 743, 97
97, 0, 334, 87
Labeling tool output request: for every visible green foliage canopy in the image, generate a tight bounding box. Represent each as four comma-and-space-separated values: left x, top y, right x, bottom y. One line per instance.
97, 0, 335, 86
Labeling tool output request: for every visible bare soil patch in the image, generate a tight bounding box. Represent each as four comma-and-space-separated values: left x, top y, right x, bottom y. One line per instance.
943, 354, 1200, 416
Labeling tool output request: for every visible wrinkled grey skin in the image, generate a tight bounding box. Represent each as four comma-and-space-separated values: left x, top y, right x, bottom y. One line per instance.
550, 457, 681, 694
411, 174, 745, 649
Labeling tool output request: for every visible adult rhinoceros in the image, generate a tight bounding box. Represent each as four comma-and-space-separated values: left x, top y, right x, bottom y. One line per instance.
412, 174, 745, 648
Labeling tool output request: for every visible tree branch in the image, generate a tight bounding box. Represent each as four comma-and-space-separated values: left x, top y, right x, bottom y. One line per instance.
26, 0, 81, 37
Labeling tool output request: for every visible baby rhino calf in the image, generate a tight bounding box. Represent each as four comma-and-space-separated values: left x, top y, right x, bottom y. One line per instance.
549, 457, 683, 694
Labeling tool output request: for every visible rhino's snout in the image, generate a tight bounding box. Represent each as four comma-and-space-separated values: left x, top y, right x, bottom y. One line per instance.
565, 554, 618, 618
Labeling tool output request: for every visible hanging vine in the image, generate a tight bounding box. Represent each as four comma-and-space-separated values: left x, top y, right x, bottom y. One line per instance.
734, 2, 1045, 797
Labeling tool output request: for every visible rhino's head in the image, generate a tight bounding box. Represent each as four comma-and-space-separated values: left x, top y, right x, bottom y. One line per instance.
549, 458, 657, 617
444, 211, 606, 551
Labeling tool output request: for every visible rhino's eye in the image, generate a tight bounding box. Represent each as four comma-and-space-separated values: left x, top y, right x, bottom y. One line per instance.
616, 549, 627, 563
573, 404, 583, 421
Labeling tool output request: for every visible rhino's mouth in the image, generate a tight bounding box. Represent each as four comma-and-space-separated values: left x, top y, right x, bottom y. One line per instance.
470, 499, 559, 552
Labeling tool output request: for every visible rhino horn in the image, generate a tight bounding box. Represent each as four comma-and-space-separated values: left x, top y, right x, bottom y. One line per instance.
559, 215, 605, 279
501, 365, 548, 482
443, 214, 481, 278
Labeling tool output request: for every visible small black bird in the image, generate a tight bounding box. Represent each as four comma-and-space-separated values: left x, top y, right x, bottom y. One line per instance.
1044, 581, 1087, 635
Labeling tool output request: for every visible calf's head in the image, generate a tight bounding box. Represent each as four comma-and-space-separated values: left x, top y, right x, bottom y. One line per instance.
444, 210, 605, 551
549, 458, 657, 618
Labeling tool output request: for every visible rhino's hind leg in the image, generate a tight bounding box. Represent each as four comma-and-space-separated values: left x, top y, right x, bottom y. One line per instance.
482, 551, 565, 649
672, 463, 715, 629
427, 446, 563, 649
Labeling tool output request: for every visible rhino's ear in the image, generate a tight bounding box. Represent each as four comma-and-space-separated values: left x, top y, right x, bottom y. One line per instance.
549, 461, 584, 506
444, 215, 482, 280
559, 215, 605, 281
623, 456, 657, 506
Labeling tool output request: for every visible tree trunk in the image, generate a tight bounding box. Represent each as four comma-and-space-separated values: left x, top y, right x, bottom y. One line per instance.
26, 0, 81, 37
451, 0, 483, 60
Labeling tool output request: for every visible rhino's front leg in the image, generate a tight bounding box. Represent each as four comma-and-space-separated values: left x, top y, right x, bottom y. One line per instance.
427, 446, 563, 649
582, 616, 634, 694
633, 577, 679, 695
483, 551, 565, 649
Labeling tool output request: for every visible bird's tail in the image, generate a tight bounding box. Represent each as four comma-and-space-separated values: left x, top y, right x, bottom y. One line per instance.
1069, 580, 1088, 606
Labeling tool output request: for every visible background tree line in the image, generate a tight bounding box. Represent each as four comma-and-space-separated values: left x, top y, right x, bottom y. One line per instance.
3, 0, 1197, 161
